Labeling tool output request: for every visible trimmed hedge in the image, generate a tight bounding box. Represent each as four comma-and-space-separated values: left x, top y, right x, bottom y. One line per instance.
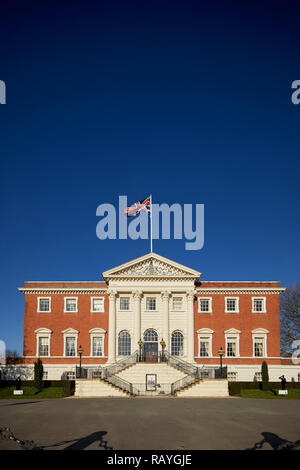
229, 381, 300, 396
0, 380, 75, 396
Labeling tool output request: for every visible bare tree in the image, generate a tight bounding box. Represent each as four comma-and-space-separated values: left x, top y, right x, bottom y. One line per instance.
5, 350, 22, 365
280, 282, 300, 356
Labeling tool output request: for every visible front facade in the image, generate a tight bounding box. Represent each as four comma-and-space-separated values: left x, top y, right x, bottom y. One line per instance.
14, 252, 299, 382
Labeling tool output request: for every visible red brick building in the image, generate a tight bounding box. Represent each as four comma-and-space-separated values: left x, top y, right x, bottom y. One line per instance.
15, 252, 298, 382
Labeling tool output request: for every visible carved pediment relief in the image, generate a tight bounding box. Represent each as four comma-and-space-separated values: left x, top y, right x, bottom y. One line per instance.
102, 253, 201, 280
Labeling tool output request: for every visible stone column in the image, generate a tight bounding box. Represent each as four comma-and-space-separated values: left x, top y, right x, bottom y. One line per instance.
107, 291, 116, 363
187, 291, 195, 363
161, 291, 170, 351
133, 291, 142, 351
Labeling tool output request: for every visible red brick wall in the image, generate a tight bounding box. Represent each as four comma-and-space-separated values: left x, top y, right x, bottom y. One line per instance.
194, 292, 281, 365
23, 290, 109, 364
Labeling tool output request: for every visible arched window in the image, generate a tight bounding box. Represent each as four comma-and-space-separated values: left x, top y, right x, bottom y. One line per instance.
171, 331, 184, 356
118, 331, 131, 356
144, 329, 158, 342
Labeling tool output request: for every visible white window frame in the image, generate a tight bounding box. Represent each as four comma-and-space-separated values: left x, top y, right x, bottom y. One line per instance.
171, 330, 184, 356
224, 329, 241, 358
172, 296, 184, 311
225, 297, 239, 313
228, 371, 238, 381
145, 296, 157, 312
226, 337, 238, 357
65, 371, 75, 380
90, 296, 105, 313
64, 297, 78, 313
62, 328, 79, 357
119, 296, 131, 311
252, 328, 269, 358
35, 328, 52, 357
89, 328, 106, 357
252, 297, 266, 313
118, 330, 132, 357
197, 328, 214, 357
198, 297, 212, 313
254, 371, 262, 382
37, 297, 51, 313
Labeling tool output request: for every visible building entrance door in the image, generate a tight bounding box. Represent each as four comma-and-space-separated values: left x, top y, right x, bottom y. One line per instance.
144, 342, 158, 362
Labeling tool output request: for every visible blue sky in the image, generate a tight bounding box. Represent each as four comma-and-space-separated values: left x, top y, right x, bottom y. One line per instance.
0, 0, 299, 353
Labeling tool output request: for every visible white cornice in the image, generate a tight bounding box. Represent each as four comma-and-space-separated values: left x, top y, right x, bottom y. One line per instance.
18, 288, 108, 295
196, 287, 286, 295
200, 281, 281, 283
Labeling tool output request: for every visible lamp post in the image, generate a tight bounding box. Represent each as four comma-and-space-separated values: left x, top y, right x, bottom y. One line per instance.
218, 346, 224, 371
160, 338, 166, 362
78, 345, 84, 378
138, 339, 143, 362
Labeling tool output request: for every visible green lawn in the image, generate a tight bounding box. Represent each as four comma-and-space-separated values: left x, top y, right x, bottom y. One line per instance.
0, 386, 67, 399
240, 389, 300, 399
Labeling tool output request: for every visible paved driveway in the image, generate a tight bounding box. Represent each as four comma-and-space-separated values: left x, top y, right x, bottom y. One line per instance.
0, 397, 300, 450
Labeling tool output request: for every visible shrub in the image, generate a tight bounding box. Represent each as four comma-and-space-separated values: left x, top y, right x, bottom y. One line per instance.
34, 359, 43, 391
0, 379, 75, 395
261, 361, 269, 391
62, 380, 75, 396
228, 381, 300, 395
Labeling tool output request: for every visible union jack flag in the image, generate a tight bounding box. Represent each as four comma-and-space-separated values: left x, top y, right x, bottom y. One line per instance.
124, 196, 151, 217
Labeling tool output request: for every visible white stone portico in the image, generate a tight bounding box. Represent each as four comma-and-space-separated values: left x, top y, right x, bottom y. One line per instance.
102, 252, 201, 364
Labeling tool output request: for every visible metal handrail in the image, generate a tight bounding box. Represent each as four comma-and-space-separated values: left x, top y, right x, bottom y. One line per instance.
171, 375, 197, 394
102, 350, 139, 378
132, 383, 171, 395
163, 351, 198, 376
171, 366, 228, 394
104, 374, 139, 396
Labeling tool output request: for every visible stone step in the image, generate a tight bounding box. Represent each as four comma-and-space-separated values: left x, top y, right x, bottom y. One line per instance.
176, 380, 229, 397
75, 379, 128, 397
116, 362, 187, 385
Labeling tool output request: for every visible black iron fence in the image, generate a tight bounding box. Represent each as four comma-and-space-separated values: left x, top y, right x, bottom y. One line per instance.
76, 366, 102, 379
215, 366, 227, 379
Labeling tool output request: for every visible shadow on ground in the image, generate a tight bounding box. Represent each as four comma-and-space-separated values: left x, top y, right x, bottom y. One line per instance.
1, 401, 41, 407
0, 427, 113, 450
246, 432, 300, 450
42, 431, 114, 450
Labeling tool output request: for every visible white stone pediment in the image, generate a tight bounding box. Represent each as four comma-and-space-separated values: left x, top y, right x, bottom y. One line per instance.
102, 252, 201, 280
224, 328, 241, 334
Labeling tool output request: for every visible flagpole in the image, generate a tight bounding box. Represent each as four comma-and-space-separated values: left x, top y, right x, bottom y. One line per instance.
150, 194, 153, 252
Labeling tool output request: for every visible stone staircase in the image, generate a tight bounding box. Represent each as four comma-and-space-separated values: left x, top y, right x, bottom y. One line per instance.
118, 363, 186, 383
74, 353, 229, 398
117, 362, 187, 396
